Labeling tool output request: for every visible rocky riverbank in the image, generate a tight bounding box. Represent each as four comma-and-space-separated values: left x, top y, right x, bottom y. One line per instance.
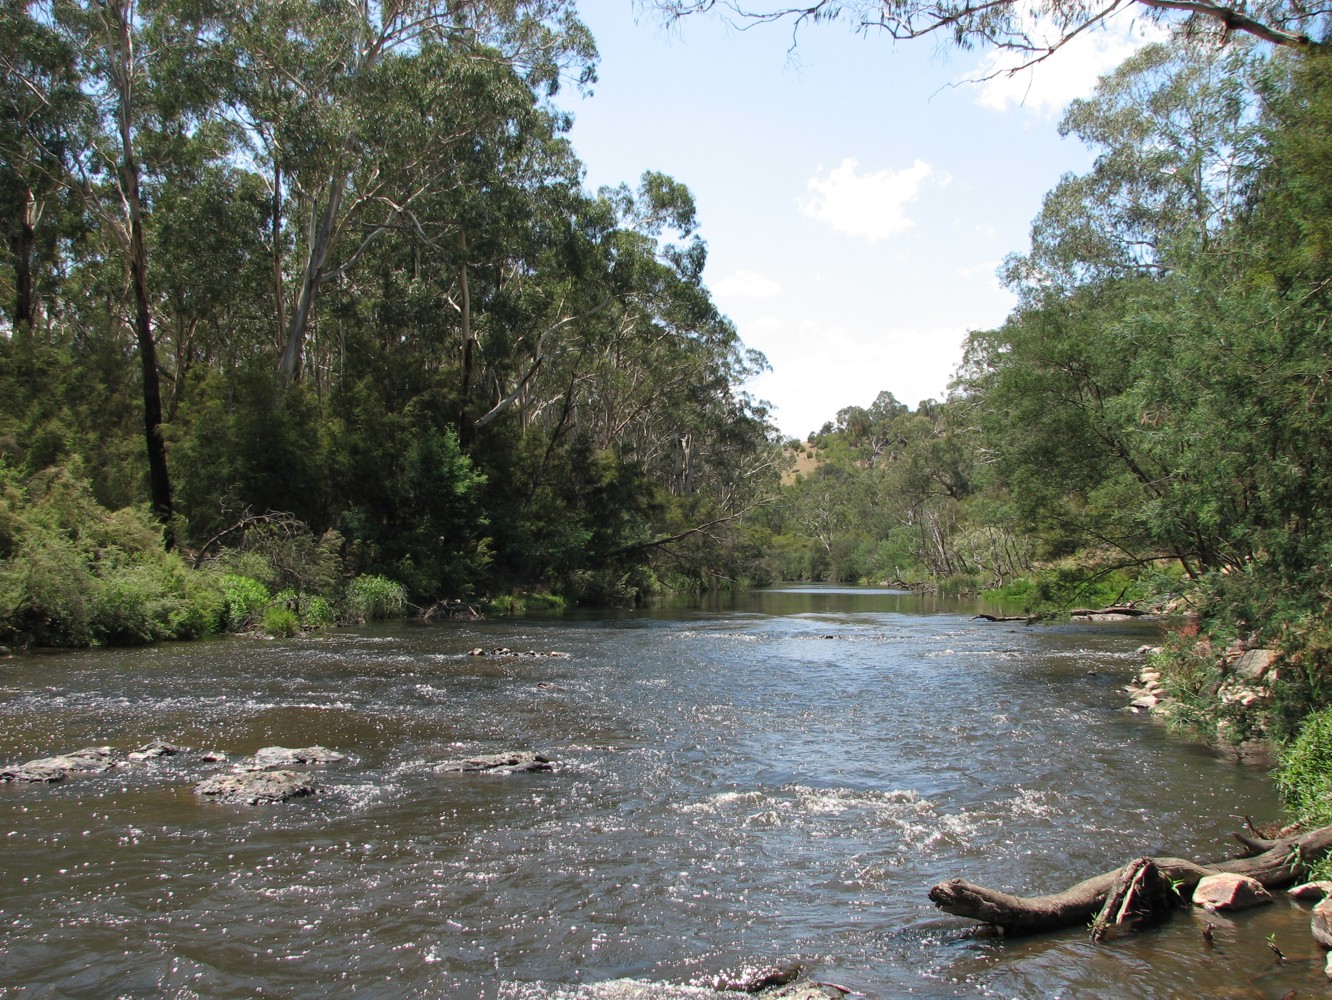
1125, 638, 1282, 760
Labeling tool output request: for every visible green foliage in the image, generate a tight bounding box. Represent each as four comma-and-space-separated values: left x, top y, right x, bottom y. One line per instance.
262, 605, 301, 638
1031, 564, 1145, 612
0, 462, 213, 646
1275, 708, 1332, 827
484, 591, 568, 615
346, 574, 408, 622
301, 595, 336, 629
218, 575, 269, 632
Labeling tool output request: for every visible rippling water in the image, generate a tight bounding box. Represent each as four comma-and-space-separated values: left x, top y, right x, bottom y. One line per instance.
0, 586, 1319, 998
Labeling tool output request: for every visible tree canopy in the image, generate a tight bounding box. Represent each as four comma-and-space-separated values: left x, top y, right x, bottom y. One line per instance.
654, 0, 1330, 62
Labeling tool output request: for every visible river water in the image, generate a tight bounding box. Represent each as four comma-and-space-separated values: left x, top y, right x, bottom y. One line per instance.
0, 586, 1322, 998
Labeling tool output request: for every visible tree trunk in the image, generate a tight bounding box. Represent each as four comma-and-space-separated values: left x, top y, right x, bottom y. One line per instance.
457, 248, 475, 448
279, 171, 345, 386
929, 823, 1332, 936
272, 159, 285, 352
106, 0, 173, 540
10, 185, 36, 332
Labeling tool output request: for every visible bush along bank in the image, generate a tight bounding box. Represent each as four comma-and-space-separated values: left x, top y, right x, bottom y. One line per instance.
1126, 622, 1285, 758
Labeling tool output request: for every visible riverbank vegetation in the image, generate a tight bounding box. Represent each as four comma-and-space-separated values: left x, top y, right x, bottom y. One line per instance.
0, 1, 784, 647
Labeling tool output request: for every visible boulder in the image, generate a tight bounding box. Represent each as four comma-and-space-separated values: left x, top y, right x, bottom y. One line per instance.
433, 751, 553, 774
1292, 881, 1332, 901
1314, 897, 1332, 949
1234, 648, 1279, 682
195, 769, 317, 805
1, 746, 121, 782
1193, 872, 1273, 911
251, 745, 346, 768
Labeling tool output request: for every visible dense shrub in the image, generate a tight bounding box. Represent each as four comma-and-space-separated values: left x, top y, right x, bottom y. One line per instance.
0, 462, 211, 647
218, 575, 270, 631
345, 574, 408, 621
262, 605, 301, 638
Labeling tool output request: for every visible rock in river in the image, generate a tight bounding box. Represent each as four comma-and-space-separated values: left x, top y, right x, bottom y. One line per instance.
128, 741, 188, 761
251, 745, 347, 768
195, 769, 317, 805
433, 751, 553, 774
1, 746, 121, 782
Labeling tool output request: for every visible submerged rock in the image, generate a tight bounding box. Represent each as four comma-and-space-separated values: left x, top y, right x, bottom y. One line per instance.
1, 746, 121, 782
251, 745, 347, 769
467, 647, 571, 659
702, 961, 803, 992
552, 980, 842, 999
434, 751, 553, 774
128, 741, 188, 761
195, 769, 317, 805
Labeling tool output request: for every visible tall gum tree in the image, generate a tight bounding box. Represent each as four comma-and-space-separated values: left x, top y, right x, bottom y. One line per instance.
215, 0, 596, 387
53, 0, 176, 534
0, 2, 81, 336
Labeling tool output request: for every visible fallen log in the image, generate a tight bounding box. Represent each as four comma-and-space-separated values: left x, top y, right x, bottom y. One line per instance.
930, 823, 1332, 937
1069, 605, 1148, 618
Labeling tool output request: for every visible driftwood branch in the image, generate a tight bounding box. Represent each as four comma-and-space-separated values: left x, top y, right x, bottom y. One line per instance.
930, 823, 1332, 936
973, 605, 1149, 625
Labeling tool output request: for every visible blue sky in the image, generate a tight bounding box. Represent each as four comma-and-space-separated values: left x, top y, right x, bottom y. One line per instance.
559, 4, 1163, 438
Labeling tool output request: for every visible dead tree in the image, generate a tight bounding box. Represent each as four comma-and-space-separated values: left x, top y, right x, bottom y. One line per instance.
930, 823, 1332, 937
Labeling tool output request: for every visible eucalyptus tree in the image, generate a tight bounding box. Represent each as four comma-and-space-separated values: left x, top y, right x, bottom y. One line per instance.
1004, 40, 1268, 296
0, 1, 82, 334
654, 0, 1329, 57
215, 0, 596, 386
44, 0, 179, 529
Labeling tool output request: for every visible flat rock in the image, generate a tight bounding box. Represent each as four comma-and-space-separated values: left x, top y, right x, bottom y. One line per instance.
1193, 872, 1273, 911
251, 745, 347, 768
195, 769, 317, 805
1, 746, 121, 782
1234, 648, 1279, 681
433, 751, 553, 774
702, 961, 803, 992
467, 647, 571, 659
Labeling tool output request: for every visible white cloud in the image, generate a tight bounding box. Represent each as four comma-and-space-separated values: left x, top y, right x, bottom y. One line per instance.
800, 158, 934, 241
711, 268, 783, 300
744, 319, 973, 437
971, 16, 1167, 115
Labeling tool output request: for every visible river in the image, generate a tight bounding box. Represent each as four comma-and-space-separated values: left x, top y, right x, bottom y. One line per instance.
0, 586, 1321, 998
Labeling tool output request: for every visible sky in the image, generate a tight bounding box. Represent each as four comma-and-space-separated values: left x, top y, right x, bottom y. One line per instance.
557, 3, 1165, 439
